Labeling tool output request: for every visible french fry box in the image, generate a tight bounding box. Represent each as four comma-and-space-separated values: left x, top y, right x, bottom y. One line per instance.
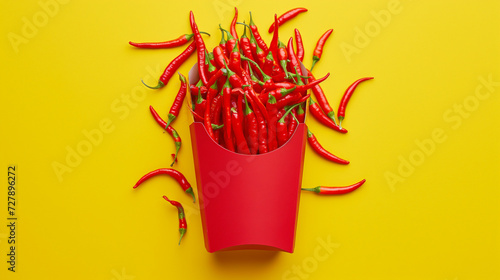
188, 64, 307, 253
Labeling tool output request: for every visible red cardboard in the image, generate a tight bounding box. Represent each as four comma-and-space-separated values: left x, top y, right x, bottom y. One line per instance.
188, 64, 307, 253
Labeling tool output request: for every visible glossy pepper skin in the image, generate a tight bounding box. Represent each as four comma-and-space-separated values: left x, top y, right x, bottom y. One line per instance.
309, 98, 347, 134
294, 28, 305, 62
302, 179, 366, 195
163, 196, 187, 245
190, 11, 210, 86
165, 73, 188, 128
133, 168, 195, 203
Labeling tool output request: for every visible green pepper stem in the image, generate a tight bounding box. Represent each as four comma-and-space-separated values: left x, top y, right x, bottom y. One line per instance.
142, 79, 164, 89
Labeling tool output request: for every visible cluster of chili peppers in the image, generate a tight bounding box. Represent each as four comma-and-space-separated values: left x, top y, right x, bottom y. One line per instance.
129, 7, 373, 245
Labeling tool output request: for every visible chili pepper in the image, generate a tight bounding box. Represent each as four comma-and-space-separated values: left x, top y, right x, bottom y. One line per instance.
286, 38, 304, 81
220, 26, 238, 57
277, 40, 290, 78
228, 42, 242, 76
307, 128, 349, 164
230, 7, 239, 41
189, 107, 204, 122
149, 106, 182, 167
234, 88, 267, 154
231, 103, 251, 154
165, 73, 188, 127
287, 107, 298, 137
268, 14, 280, 62
268, 7, 308, 33
243, 93, 258, 154
302, 179, 366, 195
218, 28, 228, 57
129, 32, 210, 49
194, 83, 207, 119
222, 79, 235, 152
266, 95, 278, 151
205, 69, 224, 89
205, 50, 218, 79
267, 72, 330, 93
276, 93, 310, 109
262, 87, 296, 104
239, 22, 260, 77
276, 103, 300, 147
306, 69, 337, 125
338, 77, 374, 129
190, 11, 209, 86
204, 84, 217, 140
162, 196, 187, 245
142, 41, 195, 89
210, 93, 223, 143
133, 168, 195, 203
296, 103, 305, 123
212, 45, 230, 69
294, 28, 304, 62
311, 29, 333, 71
309, 98, 347, 133
247, 62, 263, 93
249, 12, 269, 54
241, 55, 272, 87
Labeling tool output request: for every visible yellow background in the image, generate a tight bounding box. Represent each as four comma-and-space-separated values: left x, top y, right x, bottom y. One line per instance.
1, 0, 499, 279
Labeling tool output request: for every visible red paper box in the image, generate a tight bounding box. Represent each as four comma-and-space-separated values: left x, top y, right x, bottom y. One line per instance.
188, 65, 307, 253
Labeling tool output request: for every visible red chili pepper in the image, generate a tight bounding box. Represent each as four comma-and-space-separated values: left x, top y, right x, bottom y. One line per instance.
243, 94, 258, 154
204, 84, 217, 140
277, 40, 290, 78
212, 45, 230, 69
311, 29, 333, 71
190, 11, 209, 86
306, 69, 337, 125
267, 72, 330, 93
218, 28, 228, 57
222, 79, 235, 152
268, 14, 280, 62
133, 168, 195, 203
228, 43, 242, 76
302, 179, 366, 195
266, 95, 279, 151
205, 69, 224, 89
249, 12, 269, 54
296, 103, 305, 123
162, 196, 187, 245
287, 107, 298, 137
205, 50, 218, 79
309, 98, 347, 133
286, 38, 304, 84
231, 99, 250, 154
165, 73, 188, 127
338, 77, 374, 129
220, 26, 239, 57
276, 103, 300, 147
194, 86, 207, 119
142, 41, 195, 89
307, 128, 349, 164
129, 32, 209, 49
239, 22, 260, 77
268, 8, 308, 33
230, 7, 239, 41
294, 28, 304, 62
149, 106, 182, 167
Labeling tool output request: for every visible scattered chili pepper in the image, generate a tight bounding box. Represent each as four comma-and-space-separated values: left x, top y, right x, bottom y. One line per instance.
149, 106, 182, 167
133, 168, 195, 203
311, 29, 333, 71
190, 11, 210, 86
162, 196, 187, 245
294, 28, 304, 62
129, 32, 210, 49
338, 77, 374, 129
165, 73, 188, 127
268, 7, 308, 33
302, 179, 366, 195
230, 7, 239, 41
142, 41, 196, 89
309, 98, 347, 133
307, 128, 349, 164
